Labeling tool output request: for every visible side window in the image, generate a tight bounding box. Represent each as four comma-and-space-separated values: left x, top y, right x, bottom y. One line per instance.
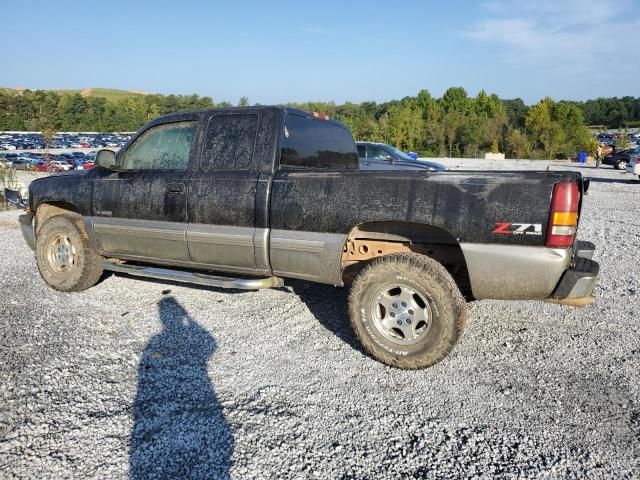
122, 121, 194, 170
200, 114, 258, 171
357, 145, 365, 157
280, 114, 358, 169
366, 146, 392, 160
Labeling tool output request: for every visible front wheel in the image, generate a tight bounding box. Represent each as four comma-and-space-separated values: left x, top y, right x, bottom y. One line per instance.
348, 253, 467, 369
35, 214, 104, 292
616, 161, 627, 170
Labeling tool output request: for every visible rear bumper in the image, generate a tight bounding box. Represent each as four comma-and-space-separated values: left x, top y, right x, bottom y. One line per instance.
460, 240, 598, 304
19, 213, 35, 251
546, 241, 599, 306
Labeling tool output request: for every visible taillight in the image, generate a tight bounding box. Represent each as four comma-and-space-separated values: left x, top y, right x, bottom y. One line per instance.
546, 181, 579, 248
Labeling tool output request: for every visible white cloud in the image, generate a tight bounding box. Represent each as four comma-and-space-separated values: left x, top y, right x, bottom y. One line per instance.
479, 0, 623, 26
466, 0, 640, 82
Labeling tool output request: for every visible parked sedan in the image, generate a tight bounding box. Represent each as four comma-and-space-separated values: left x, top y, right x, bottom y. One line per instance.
34, 161, 49, 172
625, 147, 640, 180
10, 158, 34, 170
602, 149, 633, 170
34, 160, 72, 173
356, 142, 445, 171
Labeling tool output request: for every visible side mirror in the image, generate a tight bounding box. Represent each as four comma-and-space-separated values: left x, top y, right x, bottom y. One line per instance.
95, 149, 117, 170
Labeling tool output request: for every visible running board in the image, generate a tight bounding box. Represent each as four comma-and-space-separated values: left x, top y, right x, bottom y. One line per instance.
102, 261, 284, 290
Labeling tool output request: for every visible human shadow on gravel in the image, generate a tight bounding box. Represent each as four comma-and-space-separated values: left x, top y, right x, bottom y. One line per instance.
288, 280, 365, 354
129, 296, 233, 480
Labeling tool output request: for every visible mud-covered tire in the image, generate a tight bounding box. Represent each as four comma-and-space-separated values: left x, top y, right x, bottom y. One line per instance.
348, 253, 467, 369
35, 214, 104, 292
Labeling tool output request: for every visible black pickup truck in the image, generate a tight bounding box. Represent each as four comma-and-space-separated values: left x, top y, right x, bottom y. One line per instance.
19, 106, 599, 369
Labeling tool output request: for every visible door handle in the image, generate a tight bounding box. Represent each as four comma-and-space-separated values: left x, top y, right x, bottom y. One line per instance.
167, 182, 185, 194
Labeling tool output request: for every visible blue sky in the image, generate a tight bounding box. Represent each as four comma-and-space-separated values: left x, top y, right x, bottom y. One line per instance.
2, 0, 639, 105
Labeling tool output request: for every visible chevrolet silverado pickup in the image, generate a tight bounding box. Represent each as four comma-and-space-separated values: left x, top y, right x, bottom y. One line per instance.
19, 106, 599, 369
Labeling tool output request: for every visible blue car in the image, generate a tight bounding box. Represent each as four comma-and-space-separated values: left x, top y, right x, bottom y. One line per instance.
356, 142, 445, 171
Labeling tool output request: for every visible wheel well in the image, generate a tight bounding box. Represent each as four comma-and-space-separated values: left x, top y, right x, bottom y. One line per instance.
341, 221, 473, 300
34, 202, 80, 234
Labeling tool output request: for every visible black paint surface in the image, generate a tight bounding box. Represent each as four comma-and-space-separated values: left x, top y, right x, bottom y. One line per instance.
28, 106, 584, 251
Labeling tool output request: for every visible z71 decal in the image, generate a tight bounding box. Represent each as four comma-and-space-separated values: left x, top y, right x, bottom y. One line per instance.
492, 222, 542, 236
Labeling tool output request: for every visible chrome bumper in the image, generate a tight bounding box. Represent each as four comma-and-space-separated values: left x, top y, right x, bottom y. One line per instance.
19, 213, 35, 251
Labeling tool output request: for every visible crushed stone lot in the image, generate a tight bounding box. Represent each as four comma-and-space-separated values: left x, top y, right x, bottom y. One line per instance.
1, 161, 639, 479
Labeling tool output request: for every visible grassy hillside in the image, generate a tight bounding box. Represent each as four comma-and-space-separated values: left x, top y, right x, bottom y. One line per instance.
3, 87, 149, 102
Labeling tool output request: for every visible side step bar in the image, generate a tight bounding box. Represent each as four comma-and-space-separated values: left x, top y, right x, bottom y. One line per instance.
102, 261, 284, 290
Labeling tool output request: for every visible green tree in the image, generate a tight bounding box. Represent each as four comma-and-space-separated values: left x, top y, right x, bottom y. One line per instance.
57, 93, 88, 131
441, 87, 470, 114
507, 129, 530, 159
443, 110, 465, 157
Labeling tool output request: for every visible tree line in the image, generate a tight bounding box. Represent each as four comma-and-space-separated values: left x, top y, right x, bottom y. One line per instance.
1, 88, 639, 159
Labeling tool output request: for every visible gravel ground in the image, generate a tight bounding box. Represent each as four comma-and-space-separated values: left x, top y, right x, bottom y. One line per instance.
0, 162, 639, 479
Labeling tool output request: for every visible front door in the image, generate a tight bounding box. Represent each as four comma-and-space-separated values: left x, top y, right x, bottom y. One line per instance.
92, 119, 197, 262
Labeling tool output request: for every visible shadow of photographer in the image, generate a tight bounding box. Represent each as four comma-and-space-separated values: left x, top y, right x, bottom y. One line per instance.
129, 296, 233, 479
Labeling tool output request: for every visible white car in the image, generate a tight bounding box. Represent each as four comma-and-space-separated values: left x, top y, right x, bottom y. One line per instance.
48, 160, 72, 171
625, 146, 640, 179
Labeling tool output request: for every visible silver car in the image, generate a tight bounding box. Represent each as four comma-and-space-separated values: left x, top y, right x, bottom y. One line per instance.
625, 146, 640, 179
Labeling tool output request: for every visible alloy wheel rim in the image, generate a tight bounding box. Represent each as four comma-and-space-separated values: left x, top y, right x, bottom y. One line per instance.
370, 283, 432, 345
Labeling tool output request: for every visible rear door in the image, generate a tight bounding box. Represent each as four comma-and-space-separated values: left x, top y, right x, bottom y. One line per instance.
92, 117, 197, 261
186, 110, 270, 274
270, 111, 358, 284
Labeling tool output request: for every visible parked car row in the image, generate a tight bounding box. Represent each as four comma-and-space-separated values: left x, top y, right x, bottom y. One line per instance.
596, 132, 640, 148
0, 132, 131, 151
0, 151, 96, 171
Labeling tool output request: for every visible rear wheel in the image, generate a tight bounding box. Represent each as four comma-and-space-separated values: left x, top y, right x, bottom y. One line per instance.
348, 253, 467, 369
35, 214, 104, 292
616, 160, 627, 170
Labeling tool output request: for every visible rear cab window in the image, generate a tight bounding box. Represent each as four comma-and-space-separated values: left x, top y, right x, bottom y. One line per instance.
280, 112, 358, 169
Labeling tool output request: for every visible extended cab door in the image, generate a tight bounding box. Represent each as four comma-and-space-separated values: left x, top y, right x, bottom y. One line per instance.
186, 110, 272, 274
92, 117, 197, 261
269, 111, 357, 284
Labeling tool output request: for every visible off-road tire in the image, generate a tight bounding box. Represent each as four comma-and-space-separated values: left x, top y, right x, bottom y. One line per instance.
348, 253, 467, 369
35, 214, 104, 292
